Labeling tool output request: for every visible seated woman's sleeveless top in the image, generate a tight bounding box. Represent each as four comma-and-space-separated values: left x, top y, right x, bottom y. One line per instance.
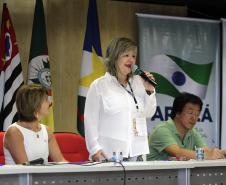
4, 123, 49, 164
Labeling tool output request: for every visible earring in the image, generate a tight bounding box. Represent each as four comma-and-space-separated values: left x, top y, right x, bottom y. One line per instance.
35, 113, 39, 120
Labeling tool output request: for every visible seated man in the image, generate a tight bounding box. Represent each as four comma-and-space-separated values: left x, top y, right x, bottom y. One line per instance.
147, 92, 226, 161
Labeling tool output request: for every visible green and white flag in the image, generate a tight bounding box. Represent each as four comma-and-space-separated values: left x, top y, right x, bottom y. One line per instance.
28, 0, 54, 131
148, 54, 212, 99
137, 14, 220, 147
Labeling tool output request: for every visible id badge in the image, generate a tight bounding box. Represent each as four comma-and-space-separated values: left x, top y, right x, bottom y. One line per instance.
133, 111, 147, 137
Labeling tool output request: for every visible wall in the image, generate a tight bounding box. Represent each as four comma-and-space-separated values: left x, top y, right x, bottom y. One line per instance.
1, 0, 186, 132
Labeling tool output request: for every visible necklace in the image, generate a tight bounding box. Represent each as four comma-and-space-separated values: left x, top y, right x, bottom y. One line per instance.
35, 130, 41, 138
18, 121, 41, 138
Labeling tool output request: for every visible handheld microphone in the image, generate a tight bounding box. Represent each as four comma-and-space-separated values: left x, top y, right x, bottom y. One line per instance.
132, 64, 157, 87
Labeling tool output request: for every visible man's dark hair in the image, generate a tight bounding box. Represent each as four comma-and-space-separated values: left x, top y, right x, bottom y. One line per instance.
170, 92, 203, 119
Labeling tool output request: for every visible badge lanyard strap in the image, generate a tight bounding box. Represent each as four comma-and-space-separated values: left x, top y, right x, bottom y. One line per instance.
121, 81, 139, 110
121, 81, 140, 137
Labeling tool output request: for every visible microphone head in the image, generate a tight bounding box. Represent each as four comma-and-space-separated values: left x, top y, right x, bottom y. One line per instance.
132, 64, 139, 73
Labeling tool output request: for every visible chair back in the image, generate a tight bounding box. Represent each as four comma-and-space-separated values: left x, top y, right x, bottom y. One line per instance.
0, 132, 5, 164
54, 132, 89, 162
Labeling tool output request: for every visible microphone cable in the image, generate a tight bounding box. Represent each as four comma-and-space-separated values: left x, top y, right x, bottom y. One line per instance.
118, 161, 126, 185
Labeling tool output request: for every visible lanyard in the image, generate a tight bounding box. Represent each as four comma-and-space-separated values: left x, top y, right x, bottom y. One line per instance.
121, 81, 139, 110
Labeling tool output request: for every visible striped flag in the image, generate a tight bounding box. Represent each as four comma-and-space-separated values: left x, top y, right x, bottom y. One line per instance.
0, 39, 4, 130
149, 54, 212, 99
0, 3, 24, 131
28, 0, 54, 131
77, 0, 105, 136
0, 50, 4, 122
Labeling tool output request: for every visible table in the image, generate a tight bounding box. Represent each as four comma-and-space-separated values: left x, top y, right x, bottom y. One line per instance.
190, 160, 226, 185
0, 160, 226, 185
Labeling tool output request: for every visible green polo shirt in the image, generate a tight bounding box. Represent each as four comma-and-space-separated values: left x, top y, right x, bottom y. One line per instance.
147, 119, 206, 161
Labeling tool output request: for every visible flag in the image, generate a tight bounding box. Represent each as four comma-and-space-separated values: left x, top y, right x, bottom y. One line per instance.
149, 54, 212, 99
0, 36, 4, 131
77, 0, 105, 136
28, 0, 54, 131
0, 48, 4, 123
0, 3, 24, 131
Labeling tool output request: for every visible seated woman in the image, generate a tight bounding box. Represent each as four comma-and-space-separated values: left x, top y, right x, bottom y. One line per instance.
3, 84, 67, 164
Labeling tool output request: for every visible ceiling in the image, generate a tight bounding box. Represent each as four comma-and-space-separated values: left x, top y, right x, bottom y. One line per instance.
113, 0, 226, 19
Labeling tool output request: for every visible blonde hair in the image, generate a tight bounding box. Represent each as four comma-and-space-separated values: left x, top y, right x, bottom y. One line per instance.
105, 37, 137, 77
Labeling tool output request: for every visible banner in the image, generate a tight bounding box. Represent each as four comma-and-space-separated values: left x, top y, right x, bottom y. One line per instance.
77, 0, 105, 136
0, 3, 24, 131
137, 14, 220, 147
28, 0, 54, 131
221, 18, 226, 149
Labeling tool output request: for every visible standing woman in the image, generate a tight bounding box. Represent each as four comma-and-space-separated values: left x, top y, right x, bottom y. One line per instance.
3, 84, 67, 164
84, 37, 157, 161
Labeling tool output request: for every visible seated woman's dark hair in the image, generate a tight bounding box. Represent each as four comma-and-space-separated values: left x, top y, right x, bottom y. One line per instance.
16, 84, 48, 122
170, 92, 203, 119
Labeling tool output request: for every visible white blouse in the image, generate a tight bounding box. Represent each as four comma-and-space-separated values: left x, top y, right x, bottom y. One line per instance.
84, 72, 156, 159
4, 123, 49, 164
